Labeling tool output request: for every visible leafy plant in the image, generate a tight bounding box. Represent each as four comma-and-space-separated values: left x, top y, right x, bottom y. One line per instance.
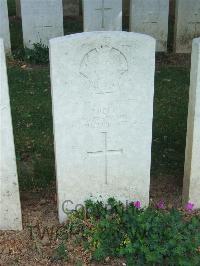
53, 242, 68, 262
67, 198, 200, 265
13, 42, 49, 64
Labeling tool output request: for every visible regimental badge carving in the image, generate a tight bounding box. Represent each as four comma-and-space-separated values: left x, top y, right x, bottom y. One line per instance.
80, 45, 128, 95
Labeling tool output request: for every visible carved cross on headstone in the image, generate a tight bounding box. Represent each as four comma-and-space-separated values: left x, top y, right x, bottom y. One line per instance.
189, 12, 200, 36
87, 132, 123, 184
95, 0, 112, 29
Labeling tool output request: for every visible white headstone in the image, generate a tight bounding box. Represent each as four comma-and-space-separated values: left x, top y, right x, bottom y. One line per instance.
63, 0, 79, 17
183, 38, 200, 208
0, 0, 11, 53
50, 32, 156, 222
21, 0, 64, 49
175, 0, 200, 53
0, 39, 22, 230
83, 0, 122, 31
130, 0, 169, 52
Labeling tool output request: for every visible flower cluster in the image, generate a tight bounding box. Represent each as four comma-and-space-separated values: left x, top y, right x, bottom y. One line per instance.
185, 202, 194, 212
131, 199, 195, 212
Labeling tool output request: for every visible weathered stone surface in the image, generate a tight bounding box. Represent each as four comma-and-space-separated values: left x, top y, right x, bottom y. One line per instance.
50, 32, 155, 222
63, 0, 79, 17
183, 38, 200, 208
83, 0, 122, 31
0, 0, 11, 53
21, 0, 64, 48
0, 39, 22, 230
130, 0, 169, 52
174, 0, 200, 53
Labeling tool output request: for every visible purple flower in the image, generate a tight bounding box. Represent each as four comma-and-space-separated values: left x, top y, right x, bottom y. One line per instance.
185, 202, 194, 212
156, 200, 165, 209
133, 201, 141, 209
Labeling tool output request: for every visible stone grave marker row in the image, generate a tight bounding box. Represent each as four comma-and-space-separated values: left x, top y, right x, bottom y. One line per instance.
13, 0, 200, 53
83, 0, 169, 52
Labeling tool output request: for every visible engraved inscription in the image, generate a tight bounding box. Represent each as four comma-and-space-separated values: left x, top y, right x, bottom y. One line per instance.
85, 117, 110, 129
80, 45, 128, 95
82, 103, 131, 130
87, 132, 123, 184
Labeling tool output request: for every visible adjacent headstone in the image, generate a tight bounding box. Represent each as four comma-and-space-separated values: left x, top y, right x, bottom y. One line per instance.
130, 0, 169, 52
0, 39, 22, 230
16, 0, 21, 17
63, 0, 79, 17
83, 0, 122, 31
50, 32, 156, 222
183, 38, 200, 208
21, 0, 64, 49
0, 0, 11, 53
18, 0, 79, 18
175, 0, 200, 53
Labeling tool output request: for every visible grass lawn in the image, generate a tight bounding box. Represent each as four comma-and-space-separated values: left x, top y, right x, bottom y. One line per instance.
152, 66, 189, 177
8, 65, 55, 190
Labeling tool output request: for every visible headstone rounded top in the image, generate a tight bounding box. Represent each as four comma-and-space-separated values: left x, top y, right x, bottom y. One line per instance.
49, 31, 156, 45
